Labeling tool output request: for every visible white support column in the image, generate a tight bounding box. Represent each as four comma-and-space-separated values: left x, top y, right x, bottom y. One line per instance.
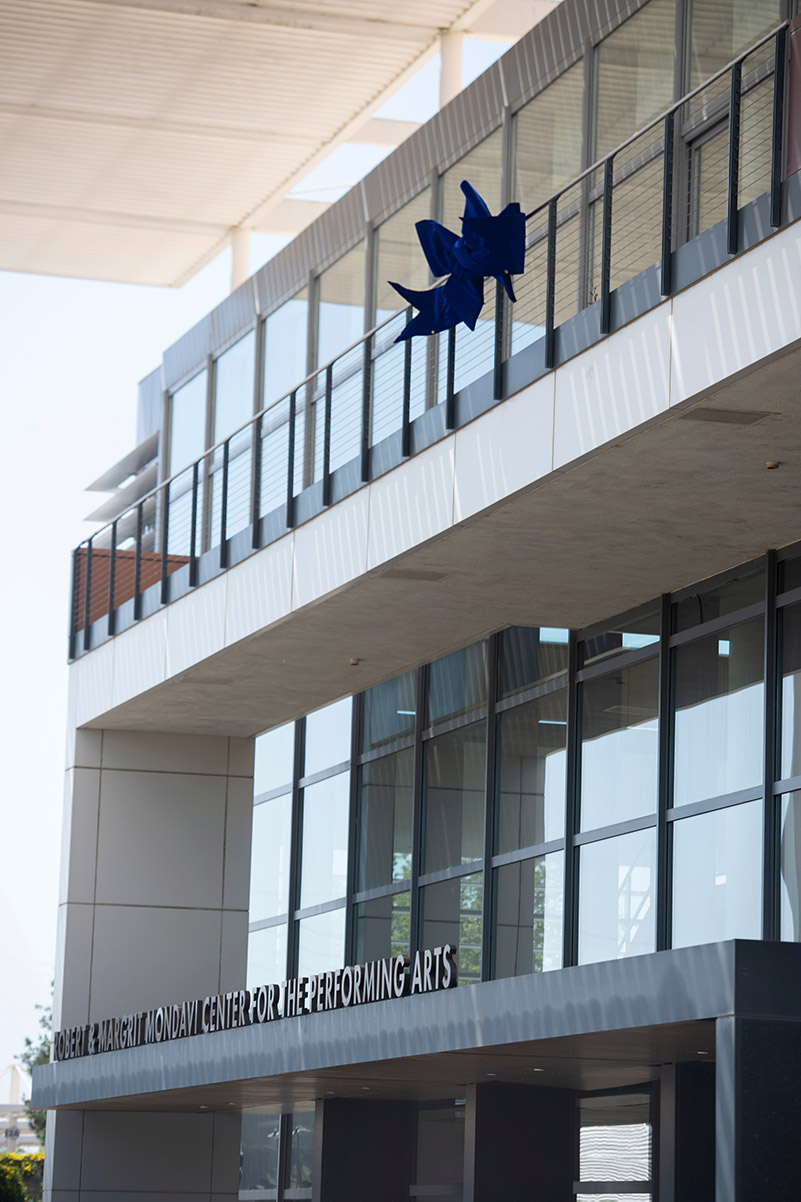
439, 31, 464, 108
230, 226, 251, 291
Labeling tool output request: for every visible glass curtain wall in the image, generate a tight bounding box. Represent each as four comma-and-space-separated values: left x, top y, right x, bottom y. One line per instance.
240, 1107, 315, 1200
314, 242, 367, 478
210, 330, 256, 545
262, 290, 308, 505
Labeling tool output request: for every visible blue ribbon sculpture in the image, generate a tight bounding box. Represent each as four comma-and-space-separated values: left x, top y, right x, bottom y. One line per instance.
389, 180, 526, 342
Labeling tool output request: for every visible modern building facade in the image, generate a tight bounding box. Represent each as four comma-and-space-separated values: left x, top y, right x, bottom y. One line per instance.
33, 0, 801, 1198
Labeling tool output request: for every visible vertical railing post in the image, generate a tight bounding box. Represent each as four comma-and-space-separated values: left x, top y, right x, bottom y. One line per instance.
219, 437, 230, 569
600, 157, 614, 336
771, 25, 788, 229
251, 412, 263, 550
68, 547, 80, 660
160, 481, 170, 605
107, 519, 117, 638
492, 282, 504, 401
661, 111, 675, 297
545, 198, 557, 369
402, 309, 412, 459
727, 59, 743, 255
189, 460, 199, 587
286, 390, 297, 528
82, 538, 93, 652
361, 332, 372, 484
445, 326, 456, 431
133, 501, 143, 620
322, 363, 333, 507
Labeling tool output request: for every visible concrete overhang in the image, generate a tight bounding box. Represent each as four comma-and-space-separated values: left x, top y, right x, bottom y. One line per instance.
66, 218, 801, 738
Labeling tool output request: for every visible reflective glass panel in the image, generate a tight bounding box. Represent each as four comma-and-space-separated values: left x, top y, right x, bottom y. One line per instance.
317, 241, 366, 366
580, 658, 659, 831
247, 925, 287, 989
240, 1112, 281, 1192
688, 0, 778, 91
428, 641, 488, 724
780, 555, 801, 594
581, 612, 660, 668
356, 749, 414, 890
579, 1092, 652, 1183
780, 603, 801, 780
169, 370, 207, 476
249, 793, 292, 921
674, 568, 764, 632
423, 722, 486, 873
287, 1109, 315, 1189
673, 618, 764, 806
300, 772, 349, 908
421, 873, 482, 985
672, 800, 762, 947
362, 670, 416, 753
578, 828, 656, 964
501, 626, 569, 698
594, 0, 676, 160
415, 1103, 465, 1190
213, 330, 254, 443
496, 692, 567, 852
514, 63, 584, 213
297, 906, 346, 977
781, 792, 801, 941
304, 697, 352, 777
374, 189, 432, 322
263, 290, 308, 407
354, 890, 411, 962
254, 721, 295, 796
440, 130, 503, 232
493, 852, 563, 978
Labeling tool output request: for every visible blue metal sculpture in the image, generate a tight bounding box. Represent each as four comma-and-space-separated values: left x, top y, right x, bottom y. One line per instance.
389, 180, 526, 342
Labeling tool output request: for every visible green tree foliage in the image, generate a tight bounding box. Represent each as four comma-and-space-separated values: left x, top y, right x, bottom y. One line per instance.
16, 997, 51, 1145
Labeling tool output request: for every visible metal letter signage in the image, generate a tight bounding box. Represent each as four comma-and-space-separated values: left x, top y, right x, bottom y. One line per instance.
52, 946, 458, 1062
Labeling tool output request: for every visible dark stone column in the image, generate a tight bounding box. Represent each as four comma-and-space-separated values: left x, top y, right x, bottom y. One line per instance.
312, 1098, 414, 1202
717, 1015, 801, 1202
466, 1082, 574, 1202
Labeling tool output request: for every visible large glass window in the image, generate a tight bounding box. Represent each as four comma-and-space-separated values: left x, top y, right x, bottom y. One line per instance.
423, 723, 486, 874
213, 329, 254, 443
240, 1112, 281, 1194
168, 369, 207, 476
781, 792, 801, 941
496, 692, 567, 853
580, 658, 659, 831
421, 873, 483, 984
356, 749, 414, 890
247, 925, 288, 990
374, 189, 432, 323
316, 242, 366, 366
413, 1102, 465, 1198
672, 800, 762, 946
362, 671, 416, 753
440, 130, 503, 233
254, 721, 295, 796
578, 828, 656, 964
287, 1109, 315, 1191
501, 626, 569, 698
263, 290, 309, 407
249, 794, 292, 921
514, 63, 584, 213
428, 642, 488, 725
300, 772, 349, 908
781, 603, 801, 780
354, 891, 411, 962
594, 0, 676, 161
297, 906, 346, 977
673, 568, 764, 632
494, 852, 563, 978
673, 618, 764, 806
687, 0, 778, 92
304, 697, 352, 777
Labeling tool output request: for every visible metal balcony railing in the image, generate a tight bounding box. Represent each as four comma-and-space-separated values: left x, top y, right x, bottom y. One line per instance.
69, 23, 790, 661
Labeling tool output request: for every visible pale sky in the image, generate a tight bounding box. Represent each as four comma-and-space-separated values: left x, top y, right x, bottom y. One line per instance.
0, 37, 509, 1080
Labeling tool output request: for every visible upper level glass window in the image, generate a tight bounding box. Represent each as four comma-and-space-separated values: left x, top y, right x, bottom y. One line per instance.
362, 671, 416, 753
673, 618, 764, 806
168, 369, 207, 476
440, 129, 503, 232
673, 567, 764, 632
316, 241, 366, 366
514, 62, 584, 213
672, 800, 762, 946
250, 793, 292, 921
593, 0, 676, 161
781, 603, 801, 781
263, 290, 309, 407
374, 189, 432, 324
501, 626, 568, 698
580, 657, 659, 831
687, 0, 778, 92
423, 722, 486, 873
304, 697, 352, 778
356, 749, 414, 890
496, 692, 567, 852
299, 771, 349, 908
581, 613, 660, 668
254, 722, 295, 796
213, 329, 254, 443
578, 828, 657, 964
428, 642, 488, 725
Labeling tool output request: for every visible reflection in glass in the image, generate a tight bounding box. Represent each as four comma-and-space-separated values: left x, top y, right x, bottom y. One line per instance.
581, 613, 660, 667
421, 873, 483, 985
780, 604, 801, 780
687, 0, 777, 91
304, 697, 352, 777
374, 190, 432, 323
356, 750, 413, 890
674, 568, 764, 633
214, 330, 255, 443
579, 1092, 652, 1183
247, 925, 287, 989
514, 63, 583, 213
501, 626, 568, 698
423, 722, 486, 873
415, 1103, 465, 1190
673, 619, 764, 806
249, 794, 292, 921
300, 772, 349, 908
264, 290, 308, 407
317, 241, 366, 366
254, 721, 295, 796
578, 829, 656, 964
494, 852, 563, 978
672, 801, 762, 947
594, 0, 675, 160
169, 370, 207, 476
287, 1109, 315, 1189
362, 671, 416, 753
496, 692, 567, 852
580, 658, 659, 831
428, 641, 488, 724
440, 131, 503, 232
691, 125, 729, 237
240, 1112, 281, 1192
297, 906, 346, 977
354, 891, 410, 962
781, 793, 801, 941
